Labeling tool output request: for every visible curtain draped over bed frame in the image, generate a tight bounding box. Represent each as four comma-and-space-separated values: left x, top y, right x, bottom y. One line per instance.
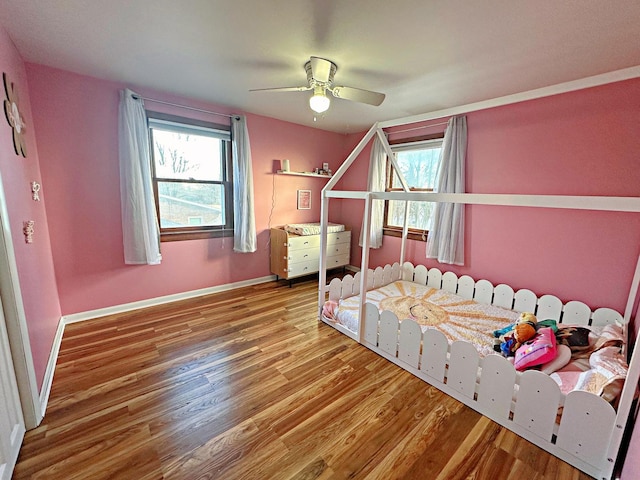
426, 116, 467, 265
118, 89, 162, 265
359, 136, 386, 249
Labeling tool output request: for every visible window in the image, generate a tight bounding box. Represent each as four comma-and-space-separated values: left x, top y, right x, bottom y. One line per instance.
384, 134, 443, 240
148, 112, 233, 241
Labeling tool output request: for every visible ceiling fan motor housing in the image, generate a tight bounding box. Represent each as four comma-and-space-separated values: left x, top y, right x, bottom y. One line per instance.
305, 58, 337, 88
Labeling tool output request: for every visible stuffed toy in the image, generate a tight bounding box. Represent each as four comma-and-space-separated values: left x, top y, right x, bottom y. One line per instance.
493, 312, 538, 357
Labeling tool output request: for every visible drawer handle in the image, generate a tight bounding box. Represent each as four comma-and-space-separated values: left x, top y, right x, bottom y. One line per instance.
304, 254, 309, 258
304, 241, 310, 245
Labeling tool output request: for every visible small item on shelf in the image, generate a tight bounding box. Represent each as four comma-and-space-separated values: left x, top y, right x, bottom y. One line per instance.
282, 159, 290, 172
276, 170, 332, 178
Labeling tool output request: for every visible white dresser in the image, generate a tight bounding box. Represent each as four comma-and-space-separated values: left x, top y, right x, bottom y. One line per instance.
270, 227, 351, 280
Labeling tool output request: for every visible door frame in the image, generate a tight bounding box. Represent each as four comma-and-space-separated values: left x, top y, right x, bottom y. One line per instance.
0, 291, 26, 480
0, 171, 41, 429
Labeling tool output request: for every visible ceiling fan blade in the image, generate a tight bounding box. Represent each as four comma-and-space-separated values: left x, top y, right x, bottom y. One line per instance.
309, 57, 333, 83
331, 86, 385, 106
249, 86, 311, 93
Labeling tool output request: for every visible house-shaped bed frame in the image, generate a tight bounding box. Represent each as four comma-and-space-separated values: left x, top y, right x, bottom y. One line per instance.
317, 67, 640, 480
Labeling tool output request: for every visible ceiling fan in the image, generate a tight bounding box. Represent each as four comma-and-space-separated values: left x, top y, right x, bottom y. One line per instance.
250, 56, 385, 114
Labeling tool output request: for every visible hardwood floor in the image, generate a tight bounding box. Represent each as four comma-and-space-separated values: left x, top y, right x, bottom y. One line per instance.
13, 277, 593, 479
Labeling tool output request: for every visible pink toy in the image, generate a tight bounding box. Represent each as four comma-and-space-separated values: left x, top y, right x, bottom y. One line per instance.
514, 327, 557, 371
322, 300, 338, 320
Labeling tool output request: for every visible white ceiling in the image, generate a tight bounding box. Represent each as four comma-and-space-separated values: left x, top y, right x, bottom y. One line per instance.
1, 0, 639, 133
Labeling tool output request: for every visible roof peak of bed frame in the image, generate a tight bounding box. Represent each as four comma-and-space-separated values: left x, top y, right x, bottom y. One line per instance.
379, 65, 640, 129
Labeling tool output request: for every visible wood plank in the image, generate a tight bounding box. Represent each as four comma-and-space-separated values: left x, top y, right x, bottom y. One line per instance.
13, 276, 592, 479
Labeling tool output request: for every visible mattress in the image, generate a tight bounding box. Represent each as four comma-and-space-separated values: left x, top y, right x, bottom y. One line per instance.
284, 222, 345, 236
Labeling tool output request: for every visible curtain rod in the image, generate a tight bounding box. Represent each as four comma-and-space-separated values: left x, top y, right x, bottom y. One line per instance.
386, 121, 449, 135
131, 94, 240, 120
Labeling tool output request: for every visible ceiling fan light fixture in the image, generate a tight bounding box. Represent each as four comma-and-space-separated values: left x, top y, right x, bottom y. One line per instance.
309, 86, 330, 113
250, 56, 385, 115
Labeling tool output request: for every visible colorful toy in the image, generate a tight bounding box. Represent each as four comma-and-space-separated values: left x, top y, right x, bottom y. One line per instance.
493, 312, 538, 357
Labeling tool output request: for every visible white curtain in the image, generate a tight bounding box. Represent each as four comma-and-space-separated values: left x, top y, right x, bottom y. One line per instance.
231, 115, 257, 253
426, 116, 467, 265
359, 136, 386, 248
118, 89, 162, 265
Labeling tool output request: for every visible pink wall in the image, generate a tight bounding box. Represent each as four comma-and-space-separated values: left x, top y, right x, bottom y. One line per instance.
336, 79, 640, 315
247, 114, 352, 228
0, 26, 61, 389
25, 64, 353, 315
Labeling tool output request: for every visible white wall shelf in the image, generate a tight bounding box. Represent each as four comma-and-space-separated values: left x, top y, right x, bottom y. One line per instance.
276, 170, 332, 178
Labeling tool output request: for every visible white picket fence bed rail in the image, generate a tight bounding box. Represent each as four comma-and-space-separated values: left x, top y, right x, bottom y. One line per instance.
322, 262, 627, 480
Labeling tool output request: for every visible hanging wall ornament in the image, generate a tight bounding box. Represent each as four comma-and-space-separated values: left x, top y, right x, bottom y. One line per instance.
31, 181, 41, 201
23, 220, 34, 244
3, 72, 27, 158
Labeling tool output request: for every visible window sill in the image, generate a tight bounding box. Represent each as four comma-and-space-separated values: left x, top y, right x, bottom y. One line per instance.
383, 227, 428, 242
160, 228, 233, 242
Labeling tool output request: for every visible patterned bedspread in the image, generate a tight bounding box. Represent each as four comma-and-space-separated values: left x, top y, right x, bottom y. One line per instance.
328, 280, 628, 400
332, 280, 519, 357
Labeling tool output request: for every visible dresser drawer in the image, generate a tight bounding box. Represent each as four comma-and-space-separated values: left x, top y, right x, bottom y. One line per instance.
286, 259, 319, 277
326, 253, 350, 269
287, 235, 320, 250
287, 230, 351, 249
325, 242, 350, 257
286, 253, 350, 278
327, 231, 351, 247
287, 247, 319, 264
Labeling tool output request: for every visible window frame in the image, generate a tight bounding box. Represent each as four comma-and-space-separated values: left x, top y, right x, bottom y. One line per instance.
383, 133, 444, 242
147, 111, 233, 242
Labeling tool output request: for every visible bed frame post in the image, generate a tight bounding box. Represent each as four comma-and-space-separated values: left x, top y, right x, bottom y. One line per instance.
602, 249, 640, 479
623, 249, 640, 326
400, 202, 410, 265
318, 194, 331, 317
357, 193, 373, 343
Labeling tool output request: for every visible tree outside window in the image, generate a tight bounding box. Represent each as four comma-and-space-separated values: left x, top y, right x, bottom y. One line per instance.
148, 113, 233, 241
384, 135, 443, 240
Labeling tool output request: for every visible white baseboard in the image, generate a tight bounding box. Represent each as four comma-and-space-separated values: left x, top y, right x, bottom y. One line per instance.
39, 317, 65, 418
345, 264, 360, 273
37, 275, 277, 417
62, 274, 277, 324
